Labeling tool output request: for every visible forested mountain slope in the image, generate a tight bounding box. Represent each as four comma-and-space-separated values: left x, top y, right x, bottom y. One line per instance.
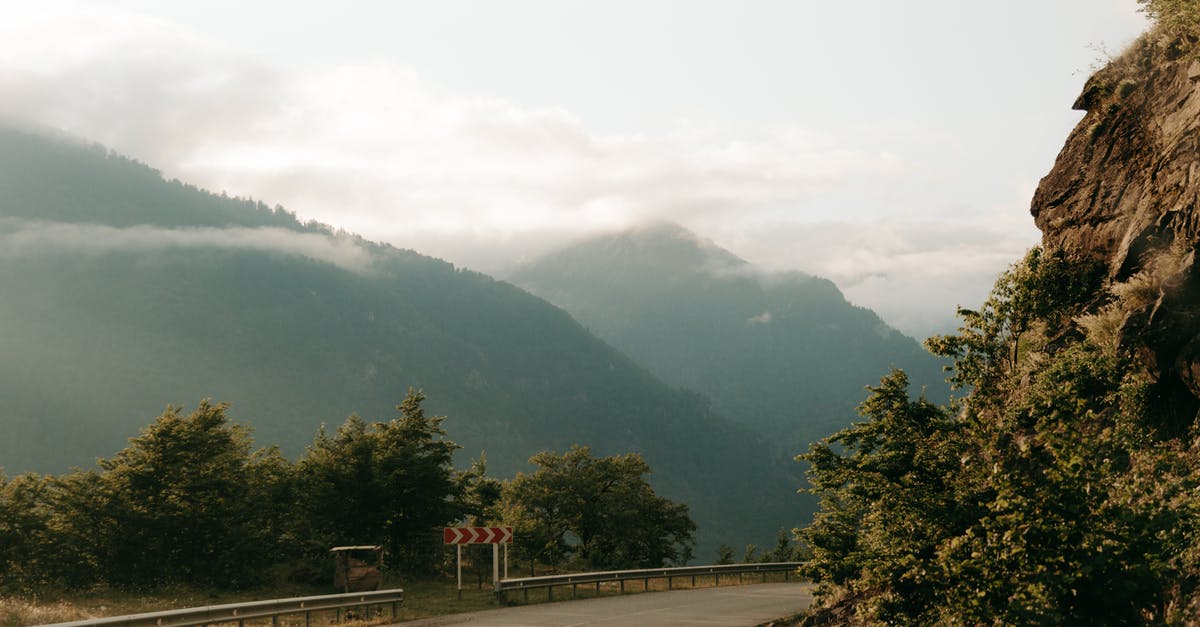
0, 126, 802, 551
510, 223, 949, 452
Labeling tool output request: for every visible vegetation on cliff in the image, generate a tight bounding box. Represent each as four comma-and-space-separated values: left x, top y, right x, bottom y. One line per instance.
797, 9, 1200, 622
1139, 0, 1200, 34
799, 247, 1200, 623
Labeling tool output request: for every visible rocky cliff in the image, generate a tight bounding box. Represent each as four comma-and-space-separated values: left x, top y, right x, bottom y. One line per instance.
796, 15, 1200, 624
1032, 31, 1200, 434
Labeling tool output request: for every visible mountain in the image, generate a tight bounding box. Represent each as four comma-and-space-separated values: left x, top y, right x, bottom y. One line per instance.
509, 223, 950, 451
0, 125, 804, 552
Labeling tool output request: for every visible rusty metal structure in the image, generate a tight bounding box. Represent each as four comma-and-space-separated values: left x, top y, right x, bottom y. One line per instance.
330, 545, 383, 593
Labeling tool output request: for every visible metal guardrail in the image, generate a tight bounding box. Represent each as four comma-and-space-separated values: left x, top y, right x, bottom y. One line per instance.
496, 561, 803, 602
35, 588, 405, 627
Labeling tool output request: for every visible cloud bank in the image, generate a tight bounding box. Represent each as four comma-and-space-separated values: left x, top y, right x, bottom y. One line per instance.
0, 220, 376, 274
0, 5, 1043, 337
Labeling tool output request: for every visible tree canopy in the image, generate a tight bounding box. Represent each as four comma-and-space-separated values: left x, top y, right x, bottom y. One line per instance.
798, 247, 1200, 623
0, 391, 475, 591
298, 388, 463, 570
500, 446, 696, 571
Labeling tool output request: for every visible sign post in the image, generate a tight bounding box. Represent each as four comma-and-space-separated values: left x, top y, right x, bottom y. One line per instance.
443, 526, 514, 596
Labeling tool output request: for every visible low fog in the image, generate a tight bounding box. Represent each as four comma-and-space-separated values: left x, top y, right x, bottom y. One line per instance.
0, 219, 376, 274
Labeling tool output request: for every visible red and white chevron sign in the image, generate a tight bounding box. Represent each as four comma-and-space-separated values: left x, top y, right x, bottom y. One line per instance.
443, 526, 513, 545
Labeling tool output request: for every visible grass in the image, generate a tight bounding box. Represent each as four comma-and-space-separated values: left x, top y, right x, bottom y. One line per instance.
2, 571, 802, 626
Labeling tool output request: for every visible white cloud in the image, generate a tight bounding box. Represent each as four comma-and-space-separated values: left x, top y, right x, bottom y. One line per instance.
0, 9, 903, 236
0, 219, 376, 273
712, 219, 1041, 339
0, 5, 1055, 338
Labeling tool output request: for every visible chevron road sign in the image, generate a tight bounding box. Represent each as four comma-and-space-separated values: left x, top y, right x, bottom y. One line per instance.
446, 526, 514, 595
443, 526, 513, 545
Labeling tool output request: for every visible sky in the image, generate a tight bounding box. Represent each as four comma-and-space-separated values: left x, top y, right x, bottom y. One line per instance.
0, 0, 1148, 338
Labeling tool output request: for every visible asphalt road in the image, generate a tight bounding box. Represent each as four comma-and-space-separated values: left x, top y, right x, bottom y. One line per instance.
390, 582, 814, 626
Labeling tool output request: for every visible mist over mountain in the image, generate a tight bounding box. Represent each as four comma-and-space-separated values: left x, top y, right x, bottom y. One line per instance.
0, 125, 804, 551
510, 223, 950, 451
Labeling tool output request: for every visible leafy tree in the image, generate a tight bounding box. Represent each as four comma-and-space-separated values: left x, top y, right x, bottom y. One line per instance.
41, 470, 123, 588
925, 247, 1102, 392
458, 453, 503, 526
298, 388, 462, 572
1139, 0, 1200, 32
715, 544, 735, 565
91, 400, 284, 587
798, 369, 967, 621
797, 248, 1200, 623
0, 472, 51, 591
500, 446, 695, 571
771, 528, 796, 563
742, 544, 759, 564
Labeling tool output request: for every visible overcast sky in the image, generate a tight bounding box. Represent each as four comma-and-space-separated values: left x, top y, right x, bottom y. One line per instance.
0, 0, 1148, 338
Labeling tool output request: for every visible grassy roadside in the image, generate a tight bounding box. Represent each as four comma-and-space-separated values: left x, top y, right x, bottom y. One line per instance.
2, 572, 803, 626
0, 578, 495, 627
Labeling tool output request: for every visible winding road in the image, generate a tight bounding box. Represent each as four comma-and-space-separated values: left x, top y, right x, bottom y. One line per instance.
391, 582, 814, 626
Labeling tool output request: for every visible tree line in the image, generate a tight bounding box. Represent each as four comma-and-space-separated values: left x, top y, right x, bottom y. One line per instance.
0, 389, 697, 592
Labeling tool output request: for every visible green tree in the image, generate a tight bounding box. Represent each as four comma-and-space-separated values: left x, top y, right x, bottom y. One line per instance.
41, 470, 123, 588
797, 248, 1200, 623
770, 528, 796, 563
715, 544, 735, 565
92, 400, 284, 587
500, 446, 695, 571
797, 369, 966, 622
458, 453, 503, 526
299, 388, 462, 572
925, 247, 1102, 392
0, 472, 51, 591
1139, 0, 1200, 32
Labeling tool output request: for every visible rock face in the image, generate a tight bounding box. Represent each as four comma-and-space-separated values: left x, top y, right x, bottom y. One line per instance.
1032, 32, 1200, 432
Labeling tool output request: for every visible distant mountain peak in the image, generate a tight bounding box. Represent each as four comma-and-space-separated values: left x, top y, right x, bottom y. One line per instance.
510, 220, 950, 450
519, 222, 751, 283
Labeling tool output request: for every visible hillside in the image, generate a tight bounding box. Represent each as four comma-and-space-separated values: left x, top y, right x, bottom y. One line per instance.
796, 9, 1200, 623
509, 223, 949, 451
0, 126, 803, 551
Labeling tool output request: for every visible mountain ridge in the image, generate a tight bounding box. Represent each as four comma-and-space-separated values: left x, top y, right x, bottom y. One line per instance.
510, 223, 950, 450
0, 124, 804, 552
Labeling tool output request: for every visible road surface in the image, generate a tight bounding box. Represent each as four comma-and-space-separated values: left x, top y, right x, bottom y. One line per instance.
391, 582, 814, 626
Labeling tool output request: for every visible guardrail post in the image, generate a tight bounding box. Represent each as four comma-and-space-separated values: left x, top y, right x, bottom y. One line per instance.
668, 576, 673, 590
572, 583, 577, 598
619, 580, 625, 593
